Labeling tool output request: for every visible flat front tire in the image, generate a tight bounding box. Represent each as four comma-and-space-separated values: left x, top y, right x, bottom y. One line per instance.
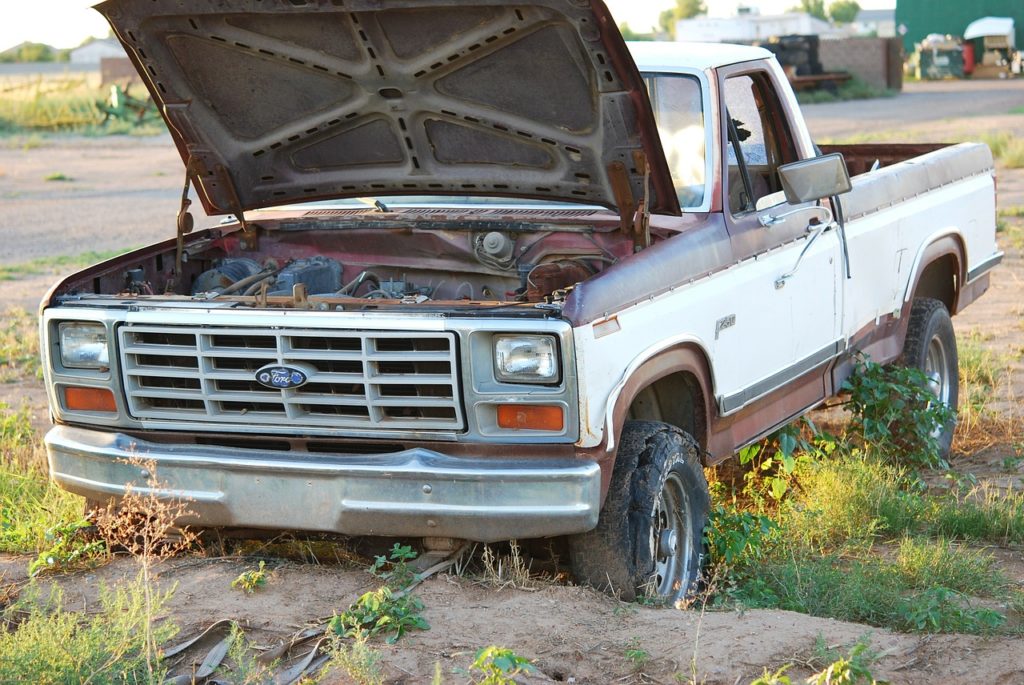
900, 297, 959, 457
568, 421, 709, 603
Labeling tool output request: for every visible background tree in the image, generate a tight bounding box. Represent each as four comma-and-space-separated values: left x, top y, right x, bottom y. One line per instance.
619, 23, 655, 42
0, 42, 58, 63
828, 0, 861, 24
659, 0, 708, 39
790, 0, 827, 21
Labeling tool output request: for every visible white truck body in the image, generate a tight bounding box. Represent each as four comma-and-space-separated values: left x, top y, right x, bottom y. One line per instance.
40, 1, 1000, 598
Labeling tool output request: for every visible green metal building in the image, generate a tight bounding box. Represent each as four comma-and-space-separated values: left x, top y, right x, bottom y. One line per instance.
896, 0, 1023, 52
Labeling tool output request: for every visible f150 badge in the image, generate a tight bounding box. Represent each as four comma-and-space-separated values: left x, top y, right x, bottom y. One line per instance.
255, 364, 309, 389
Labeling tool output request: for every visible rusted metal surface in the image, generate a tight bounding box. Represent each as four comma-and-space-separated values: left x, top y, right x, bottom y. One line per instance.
98, 0, 679, 220
526, 260, 594, 303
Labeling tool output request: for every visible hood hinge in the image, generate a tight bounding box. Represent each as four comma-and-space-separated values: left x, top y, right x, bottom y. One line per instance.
215, 164, 259, 251
631, 151, 651, 252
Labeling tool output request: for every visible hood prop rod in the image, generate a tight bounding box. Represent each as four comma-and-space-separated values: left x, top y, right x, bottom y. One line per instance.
172, 158, 197, 294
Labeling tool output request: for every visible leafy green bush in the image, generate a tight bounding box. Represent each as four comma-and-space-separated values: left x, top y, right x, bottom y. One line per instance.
842, 358, 955, 468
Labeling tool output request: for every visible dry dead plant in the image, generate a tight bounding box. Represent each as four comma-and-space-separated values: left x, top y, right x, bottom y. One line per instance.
478, 540, 537, 590
952, 359, 1023, 454
92, 455, 198, 681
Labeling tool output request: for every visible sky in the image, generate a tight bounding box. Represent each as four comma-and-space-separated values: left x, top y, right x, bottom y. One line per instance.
3, 0, 896, 52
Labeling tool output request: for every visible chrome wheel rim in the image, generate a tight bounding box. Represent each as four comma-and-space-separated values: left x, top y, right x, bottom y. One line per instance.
924, 334, 951, 407
924, 334, 951, 438
650, 472, 693, 600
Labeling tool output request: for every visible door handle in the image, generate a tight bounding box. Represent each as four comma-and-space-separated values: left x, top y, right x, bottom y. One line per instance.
775, 221, 834, 289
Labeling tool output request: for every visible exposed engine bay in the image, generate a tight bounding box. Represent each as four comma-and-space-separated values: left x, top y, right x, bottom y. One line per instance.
51, 211, 638, 311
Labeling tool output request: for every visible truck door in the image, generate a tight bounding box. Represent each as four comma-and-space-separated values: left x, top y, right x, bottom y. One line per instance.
713, 66, 842, 416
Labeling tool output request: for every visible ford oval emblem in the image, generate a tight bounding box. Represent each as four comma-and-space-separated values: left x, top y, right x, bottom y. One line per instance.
255, 364, 309, 390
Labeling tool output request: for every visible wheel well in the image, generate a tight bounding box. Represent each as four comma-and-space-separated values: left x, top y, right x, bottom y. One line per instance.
626, 372, 707, 449
914, 254, 958, 312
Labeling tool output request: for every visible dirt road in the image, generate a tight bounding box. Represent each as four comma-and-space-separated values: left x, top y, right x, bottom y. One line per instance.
2, 81, 1024, 684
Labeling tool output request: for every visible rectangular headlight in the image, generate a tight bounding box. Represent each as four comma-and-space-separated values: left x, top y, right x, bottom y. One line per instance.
494, 334, 558, 383
59, 322, 109, 369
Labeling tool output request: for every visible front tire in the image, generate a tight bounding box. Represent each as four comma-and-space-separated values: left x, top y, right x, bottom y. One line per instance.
899, 297, 959, 457
568, 421, 709, 603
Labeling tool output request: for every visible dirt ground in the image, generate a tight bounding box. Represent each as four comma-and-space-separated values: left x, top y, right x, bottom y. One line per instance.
2, 79, 1024, 683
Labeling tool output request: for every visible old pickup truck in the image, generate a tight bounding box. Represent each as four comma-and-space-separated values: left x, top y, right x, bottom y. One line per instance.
41, 0, 1000, 602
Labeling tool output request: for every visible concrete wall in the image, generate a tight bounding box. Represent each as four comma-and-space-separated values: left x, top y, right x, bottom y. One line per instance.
819, 37, 904, 90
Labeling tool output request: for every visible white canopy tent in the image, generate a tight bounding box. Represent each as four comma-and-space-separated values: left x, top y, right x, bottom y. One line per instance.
964, 17, 1015, 48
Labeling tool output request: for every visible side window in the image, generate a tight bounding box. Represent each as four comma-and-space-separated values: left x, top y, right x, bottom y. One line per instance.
644, 74, 706, 209
723, 73, 795, 216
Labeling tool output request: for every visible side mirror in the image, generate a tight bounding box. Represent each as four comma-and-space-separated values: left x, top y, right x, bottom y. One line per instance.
777, 153, 852, 204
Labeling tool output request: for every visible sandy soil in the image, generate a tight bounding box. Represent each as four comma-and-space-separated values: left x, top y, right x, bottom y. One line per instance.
2, 81, 1024, 684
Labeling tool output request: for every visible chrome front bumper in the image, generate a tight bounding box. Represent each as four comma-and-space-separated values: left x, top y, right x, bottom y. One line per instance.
45, 426, 601, 542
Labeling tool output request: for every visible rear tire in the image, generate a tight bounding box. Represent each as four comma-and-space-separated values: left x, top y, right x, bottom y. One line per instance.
899, 297, 959, 457
568, 421, 709, 603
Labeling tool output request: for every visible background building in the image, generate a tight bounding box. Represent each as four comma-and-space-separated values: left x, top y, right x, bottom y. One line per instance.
676, 12, 842, 43
852, 9, 897, 38
69, 38, 124, 65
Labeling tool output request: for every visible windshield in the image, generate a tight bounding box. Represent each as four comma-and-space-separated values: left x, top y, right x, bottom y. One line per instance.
643, 73, 707, 209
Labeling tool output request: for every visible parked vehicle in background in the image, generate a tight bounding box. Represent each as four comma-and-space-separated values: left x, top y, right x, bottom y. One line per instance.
40, 0, 1000, 602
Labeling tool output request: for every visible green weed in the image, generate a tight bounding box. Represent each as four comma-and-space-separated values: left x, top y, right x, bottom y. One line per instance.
896, 586, 1005, 633
894, 536, 1002, 596
369, 542, 419, 590
927, 483, 1024, 544
217, 622, 279, 684
806, 642, 883, 684
624, 637, 651, 668
231, 560, 269, 594
330, 586, 429, 644
0, 582, 177, 683
328, 631, 384, 685
1, 403, 84, 554
27, 519, 106, 577
705, 504, 778, 574
468, 646, 535, 685
707, 418, 1021, 633
43, 171, 71, 182
749, 665, 794, 685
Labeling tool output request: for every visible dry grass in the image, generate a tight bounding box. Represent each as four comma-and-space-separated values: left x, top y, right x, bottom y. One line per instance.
0, 308, 40, 383
475, 541, 539, 591
952, 334, 1022, 454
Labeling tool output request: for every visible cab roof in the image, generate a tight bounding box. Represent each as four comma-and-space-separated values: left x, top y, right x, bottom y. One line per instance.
628, 41, 773, 72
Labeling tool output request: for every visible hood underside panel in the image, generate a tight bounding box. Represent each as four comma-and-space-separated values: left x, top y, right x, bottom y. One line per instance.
97, 0, 678, 218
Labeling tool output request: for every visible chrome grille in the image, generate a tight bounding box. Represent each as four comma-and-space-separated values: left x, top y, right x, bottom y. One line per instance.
119, 325, 464, 431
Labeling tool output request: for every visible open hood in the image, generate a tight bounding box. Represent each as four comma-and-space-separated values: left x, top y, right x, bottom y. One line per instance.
97, 0, 679, 220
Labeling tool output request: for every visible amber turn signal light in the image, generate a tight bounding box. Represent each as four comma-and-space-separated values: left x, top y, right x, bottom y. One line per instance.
64, 386, 117, 413
496, 404, 564, 431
